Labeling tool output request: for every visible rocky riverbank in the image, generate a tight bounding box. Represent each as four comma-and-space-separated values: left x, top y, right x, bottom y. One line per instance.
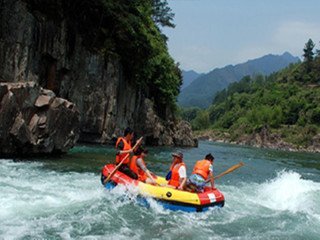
0, 82, 80, 157
197, 125, 320, 153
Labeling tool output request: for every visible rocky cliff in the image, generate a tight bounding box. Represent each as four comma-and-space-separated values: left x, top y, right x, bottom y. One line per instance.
0, 0, 198, 149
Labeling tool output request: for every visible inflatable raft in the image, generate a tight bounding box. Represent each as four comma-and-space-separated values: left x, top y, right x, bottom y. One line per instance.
102, 164, 225, 212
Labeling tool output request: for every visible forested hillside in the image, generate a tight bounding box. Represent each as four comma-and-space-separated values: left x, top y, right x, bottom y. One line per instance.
180, 39, 320, 151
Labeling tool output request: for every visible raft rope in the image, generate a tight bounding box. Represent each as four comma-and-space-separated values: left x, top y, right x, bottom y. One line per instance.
104, 165, 223, 201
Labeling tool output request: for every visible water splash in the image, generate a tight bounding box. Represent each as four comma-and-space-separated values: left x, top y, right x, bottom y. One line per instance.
257, 170, 320, 215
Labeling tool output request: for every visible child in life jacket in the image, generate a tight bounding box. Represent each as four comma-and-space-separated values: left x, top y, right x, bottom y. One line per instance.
129, 146, 157, 185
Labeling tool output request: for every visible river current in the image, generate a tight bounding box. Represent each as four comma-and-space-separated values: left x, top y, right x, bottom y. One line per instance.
1, 141, 320, 239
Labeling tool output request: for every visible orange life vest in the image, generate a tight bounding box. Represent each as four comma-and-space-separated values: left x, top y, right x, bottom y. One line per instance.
192, 159, 211, 180
116, 137, 132, 164
129, 155, 147, 182
168, 162, 186, 187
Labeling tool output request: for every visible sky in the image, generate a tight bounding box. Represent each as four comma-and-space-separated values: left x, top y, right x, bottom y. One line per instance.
163, 0, 320, 73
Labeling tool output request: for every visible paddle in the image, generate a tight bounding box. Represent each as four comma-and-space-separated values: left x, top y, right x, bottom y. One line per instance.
206, 162, 244, 183
103, 137, 143, 185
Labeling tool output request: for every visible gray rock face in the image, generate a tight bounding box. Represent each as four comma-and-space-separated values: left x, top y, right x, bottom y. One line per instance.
135, 99, 197, 146
0, 0, 198, 148
0, 82, 80, 157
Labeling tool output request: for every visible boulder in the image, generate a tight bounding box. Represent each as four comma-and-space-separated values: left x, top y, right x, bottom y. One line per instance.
0, 82, 80, 157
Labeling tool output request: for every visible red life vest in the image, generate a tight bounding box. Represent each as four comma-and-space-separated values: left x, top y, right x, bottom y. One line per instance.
168, 162, 186, 187
192, 159, 211, 180
130, 155, 147, 182
102, 164, 109, 177
116, 137, 132, 164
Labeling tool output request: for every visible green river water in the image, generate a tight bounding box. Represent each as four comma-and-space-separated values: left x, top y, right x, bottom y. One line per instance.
1, 141, 320, 239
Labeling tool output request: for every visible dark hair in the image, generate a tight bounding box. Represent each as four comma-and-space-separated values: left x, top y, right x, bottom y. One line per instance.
124, 127, 133, 136
135, 146, 148, 155
205, 153, 214, 161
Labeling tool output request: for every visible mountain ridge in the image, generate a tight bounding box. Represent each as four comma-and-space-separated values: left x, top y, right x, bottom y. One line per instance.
178, 52, 300, 108
181, 70, 204, 90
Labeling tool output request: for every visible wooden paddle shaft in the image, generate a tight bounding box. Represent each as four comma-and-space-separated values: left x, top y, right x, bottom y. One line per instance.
205, 162, 244, 183
214, 162, 243, 180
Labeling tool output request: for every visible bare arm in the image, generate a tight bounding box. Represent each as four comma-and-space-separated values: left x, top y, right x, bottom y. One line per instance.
119, 148, 133, 155
178, 177, 187, 190
133, 137, 142, 151
209, 171, 215, 190
146, 170, 157, 184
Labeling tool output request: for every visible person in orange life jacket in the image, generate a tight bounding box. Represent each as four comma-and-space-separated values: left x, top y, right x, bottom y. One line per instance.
101, 127, 140, 185
160, 151, 187, 190
129, 146, 157, 185
185, 153, 215, 193
115, 127, 141, 179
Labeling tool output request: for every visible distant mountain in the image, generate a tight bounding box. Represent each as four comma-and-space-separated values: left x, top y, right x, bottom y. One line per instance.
178, 52, 300, 108
181, 70, 204, 90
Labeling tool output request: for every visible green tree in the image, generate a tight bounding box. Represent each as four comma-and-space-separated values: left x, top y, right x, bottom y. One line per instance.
150, 0, 175, 28
303, 38, 315, 72
179, 107, 201, 122
192, 110, 210, 130
270, 105, 283, 127
252, 73, 265, 88
311, 107, 320, 124
303, 38, 315, 62
212, 89, 227, 105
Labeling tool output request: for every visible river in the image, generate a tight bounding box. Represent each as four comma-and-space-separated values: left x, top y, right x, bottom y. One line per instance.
1, 141, 320, 239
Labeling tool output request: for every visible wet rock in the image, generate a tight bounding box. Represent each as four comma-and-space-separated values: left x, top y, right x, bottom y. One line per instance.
0, 82, 80, 157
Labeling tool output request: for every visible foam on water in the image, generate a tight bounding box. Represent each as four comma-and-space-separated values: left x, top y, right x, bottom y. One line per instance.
1, 158, 320, 239
225, 170, 320, 217
1, 160, 108, 239
1, 161, 102, 221
206, 169, 320, 239
256, 170, 320, 215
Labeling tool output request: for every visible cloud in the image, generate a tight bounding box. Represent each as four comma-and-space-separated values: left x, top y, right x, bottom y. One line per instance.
273, 21, 320, 51
169, 45, 218, 73
234, 21, 320, 63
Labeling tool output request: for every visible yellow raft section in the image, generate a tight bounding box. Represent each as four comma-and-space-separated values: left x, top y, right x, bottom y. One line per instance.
136, 176, 202, 206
